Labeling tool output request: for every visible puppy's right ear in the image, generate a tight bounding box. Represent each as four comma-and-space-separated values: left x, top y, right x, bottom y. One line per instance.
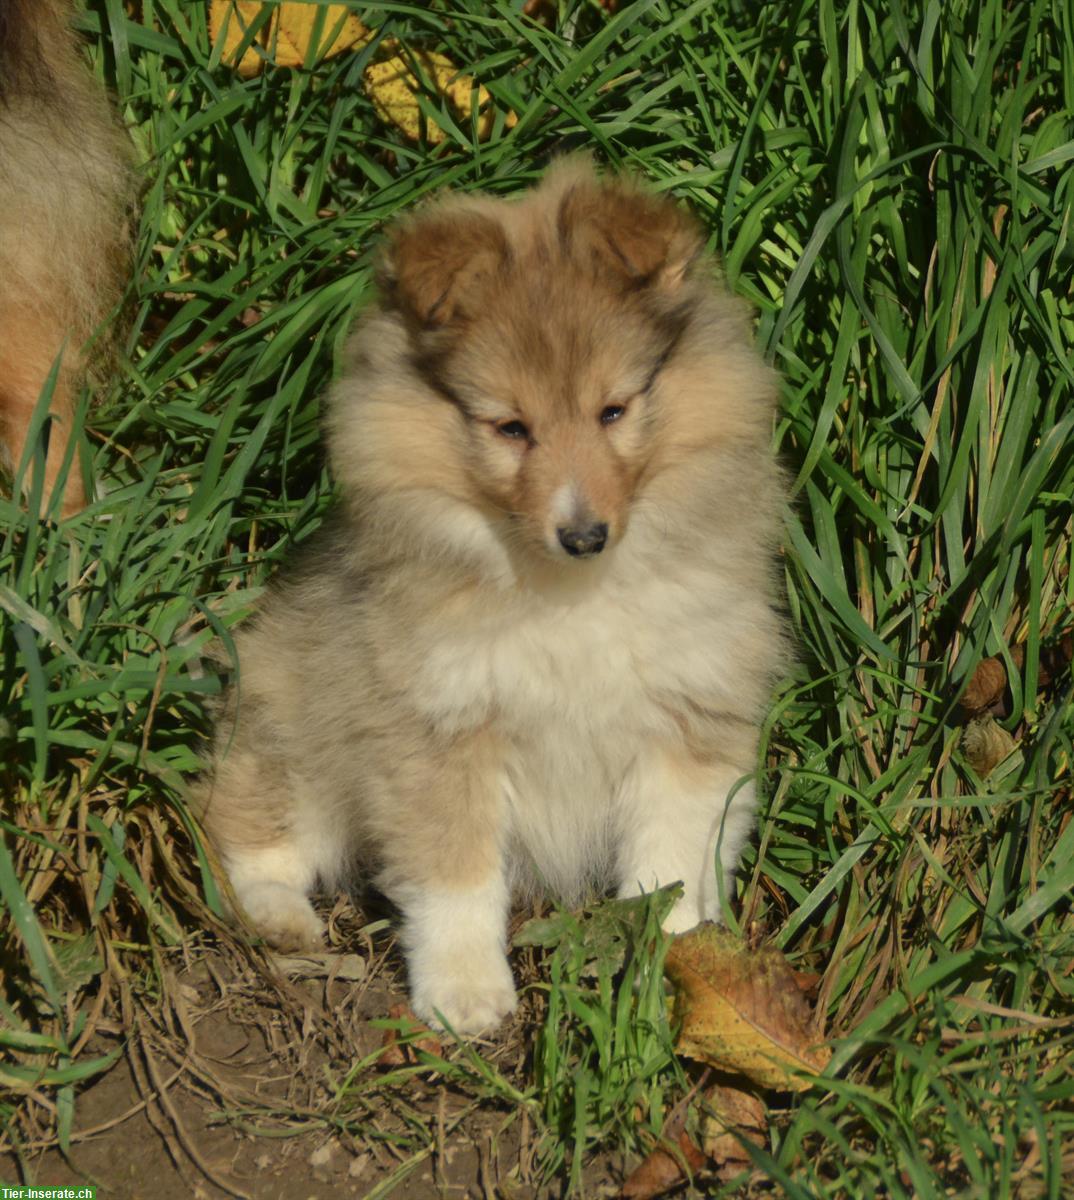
377, 212, 509, 327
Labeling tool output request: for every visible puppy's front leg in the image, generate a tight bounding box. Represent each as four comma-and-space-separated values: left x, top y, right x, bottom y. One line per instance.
379, 729, 516, 1034
397, 869, 516, 1034
617, 745, 758, 933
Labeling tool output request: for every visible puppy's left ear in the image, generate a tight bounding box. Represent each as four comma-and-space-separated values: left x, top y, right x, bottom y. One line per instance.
558, 179, 702, 292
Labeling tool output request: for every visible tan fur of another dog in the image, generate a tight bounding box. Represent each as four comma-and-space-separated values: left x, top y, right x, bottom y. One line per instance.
0, 0, 134, 516
201, 160, 788, 1032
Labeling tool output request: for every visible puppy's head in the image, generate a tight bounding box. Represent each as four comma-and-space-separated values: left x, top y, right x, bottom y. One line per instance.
375, 160, 716, 563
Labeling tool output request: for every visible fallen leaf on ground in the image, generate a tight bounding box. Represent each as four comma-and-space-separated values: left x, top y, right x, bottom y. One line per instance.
959, 636, 1072, 718
210, 2, 516, 143
664, 924, 830, 1092
962, 714, 1017, 777
209, 2, 370, 76
619, 1130, 706, 1200
378, 1003, 443, 1066
364, 43, 517, 144
960, 656, 1009, 716
791, 969, 822, 995
701, 1082, 766, 1180
272, 952, 366, 981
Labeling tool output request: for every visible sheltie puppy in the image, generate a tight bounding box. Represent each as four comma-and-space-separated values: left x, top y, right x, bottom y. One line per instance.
0, 0, 133, 517
201, 160, 788, 1033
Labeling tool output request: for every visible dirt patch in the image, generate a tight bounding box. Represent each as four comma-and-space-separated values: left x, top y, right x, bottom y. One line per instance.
4, 1039, 528, 1199
2, 902, 629, 1199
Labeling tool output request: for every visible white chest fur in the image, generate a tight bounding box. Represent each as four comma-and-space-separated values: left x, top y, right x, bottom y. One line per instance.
409, 539, 752, 726
397, 545, 756, 898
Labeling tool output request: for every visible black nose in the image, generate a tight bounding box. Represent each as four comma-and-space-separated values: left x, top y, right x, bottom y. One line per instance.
557, 522, 608, 557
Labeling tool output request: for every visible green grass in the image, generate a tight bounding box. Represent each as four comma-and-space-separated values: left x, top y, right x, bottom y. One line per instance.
2, 0, 1072, 1194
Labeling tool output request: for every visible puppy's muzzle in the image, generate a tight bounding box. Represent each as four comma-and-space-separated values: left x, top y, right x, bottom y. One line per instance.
557, 522, 608, 558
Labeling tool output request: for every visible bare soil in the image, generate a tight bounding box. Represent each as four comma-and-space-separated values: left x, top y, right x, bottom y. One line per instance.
2, 902, 630, 1200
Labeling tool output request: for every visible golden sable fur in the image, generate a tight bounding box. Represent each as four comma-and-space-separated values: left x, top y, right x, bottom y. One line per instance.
0, 0, 134, 517
201, 160, 788, 1033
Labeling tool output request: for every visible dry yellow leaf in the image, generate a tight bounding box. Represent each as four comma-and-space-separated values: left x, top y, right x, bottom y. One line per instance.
210, 5, 516, 143
277, 3, 370, 65
363, 43, 517, 144
700, 1082, 766, 1179
209, 1, 370, 78
664, 924, 830, 1092
962, 714, 1017, 778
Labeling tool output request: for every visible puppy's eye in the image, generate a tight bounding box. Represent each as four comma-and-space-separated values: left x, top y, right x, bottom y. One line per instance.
496, 419, 529, 440
600, 404, 626, 425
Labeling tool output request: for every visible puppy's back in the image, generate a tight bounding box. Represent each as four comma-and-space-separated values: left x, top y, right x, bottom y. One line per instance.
0, 0, 134, 516
1, 0, 71, 97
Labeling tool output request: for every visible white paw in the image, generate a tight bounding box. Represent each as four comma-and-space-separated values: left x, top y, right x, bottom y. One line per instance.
238, 881, 324, 953
409, 952, 517, 1034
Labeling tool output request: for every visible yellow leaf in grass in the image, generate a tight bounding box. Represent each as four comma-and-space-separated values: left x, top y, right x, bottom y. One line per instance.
664, 924, 830, 1092
209, 1, 370, 78
210, 5, 515, 142
276, 3, 371, 66
212, 4, 513, 141
364, 43, 517, 144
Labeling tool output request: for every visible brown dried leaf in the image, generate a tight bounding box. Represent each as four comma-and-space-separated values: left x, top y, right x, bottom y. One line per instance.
701, 1083, 766, 1179
664, 925, 830, 1092
378, 1003, 442, 1066
619, 1131, 706, 1200
960, 656, 1008, 716
1039, 633, 1073, 688
962, 714, 1017, 777
960, 638, 1071, 718
791, 970, 822, 996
